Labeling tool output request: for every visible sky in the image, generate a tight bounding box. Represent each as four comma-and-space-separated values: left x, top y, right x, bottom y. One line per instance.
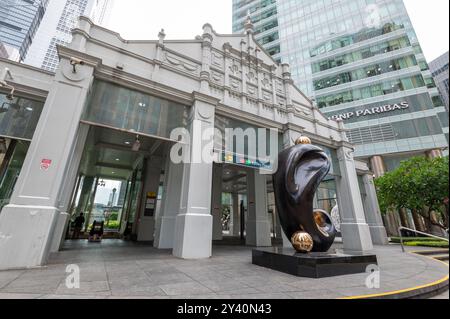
106, 0, 449, 62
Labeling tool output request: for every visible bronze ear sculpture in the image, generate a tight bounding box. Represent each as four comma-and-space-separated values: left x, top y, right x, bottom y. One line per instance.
273, 137, 336, 253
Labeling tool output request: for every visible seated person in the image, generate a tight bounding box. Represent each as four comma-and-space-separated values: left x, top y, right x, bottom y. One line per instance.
89, 220, 104, 241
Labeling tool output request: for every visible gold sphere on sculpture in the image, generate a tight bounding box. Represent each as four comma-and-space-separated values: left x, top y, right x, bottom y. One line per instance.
295, 136, 312, 145
291, 231, 314, 253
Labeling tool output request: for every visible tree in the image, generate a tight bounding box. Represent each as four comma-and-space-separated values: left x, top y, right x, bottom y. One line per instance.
375, 156, 449, 231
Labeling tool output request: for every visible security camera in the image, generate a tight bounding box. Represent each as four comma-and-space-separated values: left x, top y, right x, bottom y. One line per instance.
0, 81, 15, 101
70, 57, 85, 73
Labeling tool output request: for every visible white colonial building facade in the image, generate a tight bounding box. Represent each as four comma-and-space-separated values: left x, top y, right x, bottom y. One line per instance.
0, 16, 387, 270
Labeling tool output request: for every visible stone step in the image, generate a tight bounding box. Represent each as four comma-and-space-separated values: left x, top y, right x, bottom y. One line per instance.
432, 254, 449, 261
414, 249, 449, 256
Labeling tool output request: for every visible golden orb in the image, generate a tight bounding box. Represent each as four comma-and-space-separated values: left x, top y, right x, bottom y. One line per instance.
291, 231, 314, 253
295, 136, 312, 145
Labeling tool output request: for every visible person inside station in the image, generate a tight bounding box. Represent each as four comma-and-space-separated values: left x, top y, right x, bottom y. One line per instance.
71, 212, 85, 240
89, 220, 104, 242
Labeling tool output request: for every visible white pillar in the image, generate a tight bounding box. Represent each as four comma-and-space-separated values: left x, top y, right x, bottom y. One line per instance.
231, 193, 240, 236
50, 123, 90, 253
336, 146, 374, 253
154, 160, 184, 249
362, 174, 389, 245
211, 164, 223, 240
137, 157, 163, 242
245, 169, 271, 247
172, 93, 218, 259
0, 57, 95, 269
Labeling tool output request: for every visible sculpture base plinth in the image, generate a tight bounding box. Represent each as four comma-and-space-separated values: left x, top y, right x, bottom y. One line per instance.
252, 247, 377, 278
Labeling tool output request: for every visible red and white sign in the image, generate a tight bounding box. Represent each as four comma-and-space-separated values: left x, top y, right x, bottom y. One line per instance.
40, 159, 52, 171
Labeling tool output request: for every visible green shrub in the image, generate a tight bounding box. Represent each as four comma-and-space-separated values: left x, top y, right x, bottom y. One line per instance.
403, 241, 449, 248
105, 220, 120, 229
109, 212, 119, 221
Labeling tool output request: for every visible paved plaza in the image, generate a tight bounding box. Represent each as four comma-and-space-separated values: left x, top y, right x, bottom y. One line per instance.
0, 240, 447, 299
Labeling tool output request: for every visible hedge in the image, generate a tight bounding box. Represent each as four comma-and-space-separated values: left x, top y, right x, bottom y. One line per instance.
403, 241, 449, 248
390, 237, 448, 243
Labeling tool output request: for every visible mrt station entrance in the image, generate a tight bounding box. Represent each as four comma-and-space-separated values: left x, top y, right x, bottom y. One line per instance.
65, 124, 170, 244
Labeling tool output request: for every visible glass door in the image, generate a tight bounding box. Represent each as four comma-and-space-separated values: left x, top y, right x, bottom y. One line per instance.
0, 139, 30, 211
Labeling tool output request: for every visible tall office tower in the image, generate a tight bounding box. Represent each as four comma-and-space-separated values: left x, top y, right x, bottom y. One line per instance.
24, 0, 114, 72
430, 52, 449, 112
233, 0, 449, 174
0, 0, 49, 61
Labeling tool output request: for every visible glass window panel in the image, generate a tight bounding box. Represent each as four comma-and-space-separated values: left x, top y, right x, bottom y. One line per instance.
83, 81, 190, 140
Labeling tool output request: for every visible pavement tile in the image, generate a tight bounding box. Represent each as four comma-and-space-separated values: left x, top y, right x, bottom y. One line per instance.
110, 285, 165, 297
0, 270, 25, 289
0, 292, 43, 299
159, 282, 213, 296
198, 279, 251, 292
55, 280, 111, 295
147, 272, 195, 285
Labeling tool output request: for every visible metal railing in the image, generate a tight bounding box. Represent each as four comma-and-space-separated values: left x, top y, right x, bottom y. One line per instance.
398, 226, 449, 252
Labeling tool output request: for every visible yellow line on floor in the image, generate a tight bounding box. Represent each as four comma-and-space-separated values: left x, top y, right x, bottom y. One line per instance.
340, 251, 449, 299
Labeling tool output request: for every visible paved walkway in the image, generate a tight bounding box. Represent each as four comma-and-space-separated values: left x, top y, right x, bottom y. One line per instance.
0, 240, 448, 299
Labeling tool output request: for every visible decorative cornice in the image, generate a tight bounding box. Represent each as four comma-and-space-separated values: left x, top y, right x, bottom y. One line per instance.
192, 91, 220, 106
57, 46, 102, 68
0, 85, 48, 102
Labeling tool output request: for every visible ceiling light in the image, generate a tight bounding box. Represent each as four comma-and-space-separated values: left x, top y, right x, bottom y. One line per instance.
138, 102, 147, 107
115, 158, 120, 161
124, 141, 131, 145
25, 107, 33, 111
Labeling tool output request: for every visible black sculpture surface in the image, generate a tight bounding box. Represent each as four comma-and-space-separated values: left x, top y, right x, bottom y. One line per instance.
273, 137, 336, 252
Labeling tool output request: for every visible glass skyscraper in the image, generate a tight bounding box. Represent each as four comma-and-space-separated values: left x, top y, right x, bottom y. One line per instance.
0, 0, 49, 61
233, 0, 448, 175
24, 0, 114, 72
430, 52, 449, 112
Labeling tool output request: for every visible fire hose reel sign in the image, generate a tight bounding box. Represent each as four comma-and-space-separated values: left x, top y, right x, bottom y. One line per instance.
40, 159, 52, 171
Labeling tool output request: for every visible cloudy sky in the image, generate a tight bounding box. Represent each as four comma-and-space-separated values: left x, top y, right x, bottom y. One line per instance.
106, 0, 449, 62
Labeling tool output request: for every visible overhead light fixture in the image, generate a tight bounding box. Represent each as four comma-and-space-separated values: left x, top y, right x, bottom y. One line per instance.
132, 135, 141, 152
115, 158, 120, 161
124, 141, 131, 145
25, 107, 33, 112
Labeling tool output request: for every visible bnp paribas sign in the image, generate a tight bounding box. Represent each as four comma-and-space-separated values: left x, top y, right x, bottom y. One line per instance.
329, 101, 409, 121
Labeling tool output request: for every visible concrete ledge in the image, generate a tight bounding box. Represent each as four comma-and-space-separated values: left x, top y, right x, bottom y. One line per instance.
343, 252, 449, 299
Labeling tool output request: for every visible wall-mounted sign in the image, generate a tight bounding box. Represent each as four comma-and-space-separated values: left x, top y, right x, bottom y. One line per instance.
221, 152, 273, 170
144, 192, 157, 217
40, 159, 52, 171
329, 101, 409, 121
